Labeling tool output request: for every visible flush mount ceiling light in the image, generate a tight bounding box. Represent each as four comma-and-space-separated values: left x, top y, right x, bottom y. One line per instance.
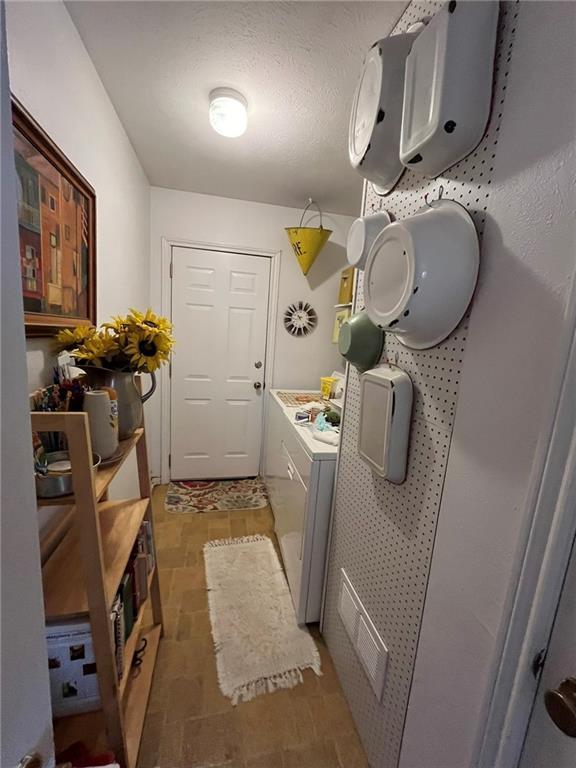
209, 88, 248, 138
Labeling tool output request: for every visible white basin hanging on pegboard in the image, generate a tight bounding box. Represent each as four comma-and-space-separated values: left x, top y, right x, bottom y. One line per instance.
349, 27, 422, 195
363, 197, 479, 349
399, 0, 499, 178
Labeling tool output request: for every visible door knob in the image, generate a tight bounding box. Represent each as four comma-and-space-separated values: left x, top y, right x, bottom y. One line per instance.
254, 382, 262, 390
254, 361, 263, 369
545, 677, 576, 736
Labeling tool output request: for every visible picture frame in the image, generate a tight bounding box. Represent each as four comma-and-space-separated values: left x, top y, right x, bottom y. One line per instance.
332, 307, 351, 344
12, 96, 96, 336
337, 266, 354, 305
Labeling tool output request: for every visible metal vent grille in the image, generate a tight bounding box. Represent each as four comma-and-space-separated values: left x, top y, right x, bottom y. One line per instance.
357, 615, 380, 680
322, 3, 520, 767
338, 577, 360, 639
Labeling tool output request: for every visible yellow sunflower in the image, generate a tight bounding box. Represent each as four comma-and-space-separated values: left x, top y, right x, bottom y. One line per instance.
127, 307, 173, 334
54, 325, 97, 352
124, 325, 173, 373
75, 332, 121, 367
102, 314, 129, 334
58, 310, 173, 373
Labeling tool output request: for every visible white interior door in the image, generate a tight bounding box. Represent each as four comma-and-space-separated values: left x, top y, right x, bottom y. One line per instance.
520, 534, 576, 767
170, 246, 271, 480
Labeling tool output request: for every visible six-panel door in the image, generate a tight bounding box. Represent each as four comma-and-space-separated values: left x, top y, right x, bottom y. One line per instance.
170, 246, 271, 479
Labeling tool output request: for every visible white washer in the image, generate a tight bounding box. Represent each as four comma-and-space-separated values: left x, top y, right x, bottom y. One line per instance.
264, 390, 338, 624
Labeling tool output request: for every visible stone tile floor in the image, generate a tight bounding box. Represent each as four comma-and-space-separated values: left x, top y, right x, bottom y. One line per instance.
137, 485, 368, 768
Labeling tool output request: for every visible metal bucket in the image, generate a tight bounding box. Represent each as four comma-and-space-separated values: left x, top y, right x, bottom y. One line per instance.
285, 199, 332, 275
35, 450, 101, 498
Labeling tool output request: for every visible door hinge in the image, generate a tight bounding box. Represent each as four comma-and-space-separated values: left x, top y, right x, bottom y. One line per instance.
169, 261, 173, 278
169, 360, 172, 378
532, 647, 547, 679
168, 453, 171, 469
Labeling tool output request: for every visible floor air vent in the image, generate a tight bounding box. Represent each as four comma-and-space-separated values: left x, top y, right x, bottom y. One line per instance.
338, 568, 388, 701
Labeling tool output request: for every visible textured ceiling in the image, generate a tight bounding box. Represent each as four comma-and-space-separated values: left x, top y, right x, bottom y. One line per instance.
66, 1, 407, 215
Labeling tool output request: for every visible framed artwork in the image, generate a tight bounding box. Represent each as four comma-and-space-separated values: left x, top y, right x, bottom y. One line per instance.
12, 97, 96, 336
332, 307, 351, 344
337, 266, 354, 305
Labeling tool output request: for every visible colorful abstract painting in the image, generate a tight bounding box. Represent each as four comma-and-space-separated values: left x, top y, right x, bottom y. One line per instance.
12, 99, 96, 335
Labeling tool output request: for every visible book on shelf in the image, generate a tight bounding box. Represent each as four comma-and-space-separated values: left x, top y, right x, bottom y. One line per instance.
110, 594, 124, 680
139, 519, 155, 572
104, 520, 155, 680
120, 572, 135, 642
134, 552, 149, 608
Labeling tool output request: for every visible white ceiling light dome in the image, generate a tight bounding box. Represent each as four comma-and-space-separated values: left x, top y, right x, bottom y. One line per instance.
209, 88, 248, 138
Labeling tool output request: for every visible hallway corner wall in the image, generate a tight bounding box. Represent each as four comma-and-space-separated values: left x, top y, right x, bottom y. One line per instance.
6, 0, 151, 512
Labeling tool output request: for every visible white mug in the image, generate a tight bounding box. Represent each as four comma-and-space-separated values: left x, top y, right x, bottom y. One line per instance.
83, 390, 119, 460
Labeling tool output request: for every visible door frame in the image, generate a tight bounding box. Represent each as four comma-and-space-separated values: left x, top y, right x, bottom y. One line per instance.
160, 236, 280, 484
477, 272, 576, 767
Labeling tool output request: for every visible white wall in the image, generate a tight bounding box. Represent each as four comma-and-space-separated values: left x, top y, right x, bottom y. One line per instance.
149, 187, 354, 479
399, 4, 576, 767
0, 5, 54, 764
6, 0, 151, 513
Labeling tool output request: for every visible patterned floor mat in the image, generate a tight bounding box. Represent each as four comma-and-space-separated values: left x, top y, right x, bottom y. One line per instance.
165, 477, 269, 513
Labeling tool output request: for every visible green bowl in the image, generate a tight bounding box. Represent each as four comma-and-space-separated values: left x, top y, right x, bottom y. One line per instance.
338, 310, 384, 373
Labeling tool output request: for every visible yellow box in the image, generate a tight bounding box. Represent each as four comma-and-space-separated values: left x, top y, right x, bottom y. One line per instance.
320, 376, 337, 399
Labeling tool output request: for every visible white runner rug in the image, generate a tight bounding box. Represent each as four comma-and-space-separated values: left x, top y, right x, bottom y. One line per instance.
203, 534, 321, 704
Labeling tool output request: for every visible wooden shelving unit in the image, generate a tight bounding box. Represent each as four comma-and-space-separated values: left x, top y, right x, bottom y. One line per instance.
32, 412, 163, 768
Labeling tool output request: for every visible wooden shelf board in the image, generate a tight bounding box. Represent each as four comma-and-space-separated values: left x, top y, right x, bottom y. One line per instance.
37, 429, 144, 507
119, 568, 156, 700
334, 302, 353, 308
124, 624, 162, 768
43, 498, 150, 621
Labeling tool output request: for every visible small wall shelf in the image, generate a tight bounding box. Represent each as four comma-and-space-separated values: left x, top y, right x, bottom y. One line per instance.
31, 412, 163, 768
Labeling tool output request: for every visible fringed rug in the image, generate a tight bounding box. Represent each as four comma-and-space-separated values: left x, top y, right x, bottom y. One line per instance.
165, 477, 268, 514
203, 535, 321, 704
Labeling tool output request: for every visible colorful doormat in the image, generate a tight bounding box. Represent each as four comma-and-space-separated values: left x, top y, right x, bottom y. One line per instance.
204, 535, 321, 704
165, 477, 268, 514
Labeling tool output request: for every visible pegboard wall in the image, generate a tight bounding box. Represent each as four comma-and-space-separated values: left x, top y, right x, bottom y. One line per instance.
321, 3, 520, 767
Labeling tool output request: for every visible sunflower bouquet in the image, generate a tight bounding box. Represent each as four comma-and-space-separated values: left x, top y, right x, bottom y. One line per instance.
55, 309, 174, 374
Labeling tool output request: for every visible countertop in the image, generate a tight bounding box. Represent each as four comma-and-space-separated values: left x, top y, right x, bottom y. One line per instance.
269, 389, 339, 461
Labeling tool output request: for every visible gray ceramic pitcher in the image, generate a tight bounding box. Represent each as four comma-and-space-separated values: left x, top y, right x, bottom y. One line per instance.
80, 367, 156, 438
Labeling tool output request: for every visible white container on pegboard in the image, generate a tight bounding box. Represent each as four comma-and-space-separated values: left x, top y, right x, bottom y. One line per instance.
358, 365, 413, 484
400, 0, 499, 177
